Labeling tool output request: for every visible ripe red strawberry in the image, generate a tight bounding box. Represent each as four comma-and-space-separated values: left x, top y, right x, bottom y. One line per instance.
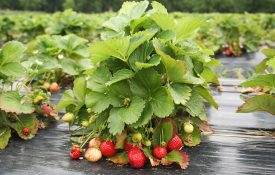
128, 147, 146, 169
89, 137, 102, 148
70, 146, 82, 159
99, 140, 116, 157
224, 48, 232, 56
22, 127, 30, 136
153, 146, 167, 159
167, 135, 183, 151
49, 82, 60, 93
124, 139, 134, 152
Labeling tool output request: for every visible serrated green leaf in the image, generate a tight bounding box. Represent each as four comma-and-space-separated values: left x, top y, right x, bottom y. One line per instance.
0, 126, 11, 149
266, 57, 275, 68
87, 67, 111, 93
151, 1, 168, 14
55, 90, 75, 112
168, 83, 192, 105
89, 37, 130, 63
118, 96, 146, 124
201, 67, 219, 84
150, 13, 174, 31
162, 150, 189, 169
240, 74, 275, 88
73, 77, 87, 103
107, 152, 128, 165
135, 54, 161, 69
255, 58, 268, 73
151, 87, 174, 118
0, 62, 25, 78
1, 41, 26, 65
132, 103, 153, 128
193, 86, 218, 109
105, 69, 134, 86
175, 17, 203, 43
185, 91, 206, 120
0, 91, 34, 114
103, 15, 130, 32
262, 48, 275, 58
108, 108, 125, 135
85, 91, 111, 114
60, 59, 79, 75
237, 94, 275, 115
119, 0, 149, 20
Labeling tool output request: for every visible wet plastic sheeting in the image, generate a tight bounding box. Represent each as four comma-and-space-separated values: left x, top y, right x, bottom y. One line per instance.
0, 89, 274, 175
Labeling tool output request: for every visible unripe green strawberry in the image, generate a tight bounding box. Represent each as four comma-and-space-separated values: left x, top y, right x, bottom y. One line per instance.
144, 140, 151, 147
89, 115, 97, 124
62, 113, 74, 122
132, 133, 142, 143
82, 120, 89, 128
184, 122, 194, 133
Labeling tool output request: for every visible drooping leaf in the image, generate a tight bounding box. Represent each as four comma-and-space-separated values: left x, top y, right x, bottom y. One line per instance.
105, 69, 134, 86
115, 130, 127, 149
8, 114, 38, 140
181, 125, 202, 147
0, 126, 11, 149
193, 86, 218, 109
201, 67, 219, 84
237, 94, 275, 115
108, 108, 125, 135
152, 118, 176, 147
107, 152, 128, 165
185, 91, 207, 120
0, 91, 34, 114
240, 74, 275, 88
168, 83, 192, 105
161, 150, 189, 169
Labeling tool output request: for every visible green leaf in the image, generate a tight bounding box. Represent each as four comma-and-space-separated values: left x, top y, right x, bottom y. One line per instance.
152, 118, 176, 147
262, 48, 275, 58
151, 87, 174, 118
0, 126, 11, 149
150, 13, 174, 31
115, 130, 127, 149
237, 94, 275, 115
118, 96, 146, 124
60, 59, 79, 75
8, 114, 38, 140
73, 77, 87, 103
168, 83, 192, 105
0, 91, 34, 114
151, 1, 168, 14
175, 17, 203, 43
135, 54, 161, 69
185, 91, 207, 120
240, 74, 275, 88
255, 58, 268, 73
132, 103, 153, 128
193, 86, 218, 109
266, 57, 275, 69
162, 150, 189, 169
1, 41, 26, 65
105, 69, 134, 86
55, 90, 75, 112
201, 67, 219, 84
87, 67, 111, 93
118, 0, 149, 20
85, 91, 111, 114
181, 125, 202, 147
102, 15, 130, 32
0, 62, 25, 78
108, 108, 125, 135
89, 37, 130, 63
107, 152, 128, 165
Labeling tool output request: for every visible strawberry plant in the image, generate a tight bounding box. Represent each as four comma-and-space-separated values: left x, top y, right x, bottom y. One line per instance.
0, 41, 58, 149
21, 34, 94, 88
237, 48, 275, 115
56, 0, 220, 170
